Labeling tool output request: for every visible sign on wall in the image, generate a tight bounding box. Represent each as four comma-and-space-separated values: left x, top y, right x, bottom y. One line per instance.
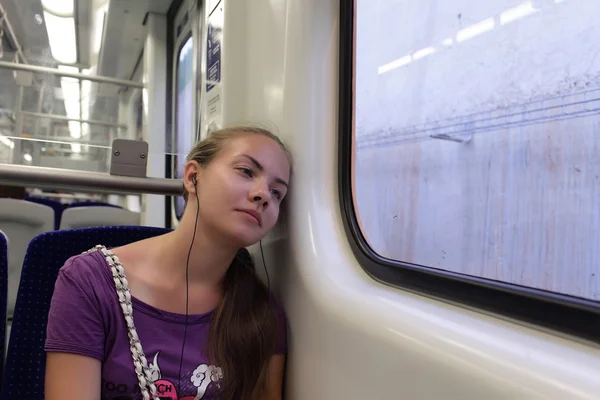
206, 20, 221, 92
205, 0, 223, 127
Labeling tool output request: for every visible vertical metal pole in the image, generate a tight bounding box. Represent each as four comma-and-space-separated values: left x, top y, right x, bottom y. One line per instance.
142, 13, 167, 227
12, 85, 24, 165
33, 84, 45, 135
107, 126, 115, 171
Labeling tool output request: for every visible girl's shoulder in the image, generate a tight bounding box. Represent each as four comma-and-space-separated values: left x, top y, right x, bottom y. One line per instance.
57, 247, 115, 291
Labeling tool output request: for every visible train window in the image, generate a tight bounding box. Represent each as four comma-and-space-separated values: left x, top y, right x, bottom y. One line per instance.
348, 0, 600, 306
174, 36, 194, 219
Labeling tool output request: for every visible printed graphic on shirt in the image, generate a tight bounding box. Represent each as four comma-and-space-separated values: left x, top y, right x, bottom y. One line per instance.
103, 350, 224, 400
149, 351, 223, 400
148, 350, 223, 400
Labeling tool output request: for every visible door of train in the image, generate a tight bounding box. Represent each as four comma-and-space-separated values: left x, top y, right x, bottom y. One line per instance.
171, 0, 201, 223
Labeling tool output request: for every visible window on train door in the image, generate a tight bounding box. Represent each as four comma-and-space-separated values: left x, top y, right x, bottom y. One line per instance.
174, 35, 194, 219
348, 0, 600, 305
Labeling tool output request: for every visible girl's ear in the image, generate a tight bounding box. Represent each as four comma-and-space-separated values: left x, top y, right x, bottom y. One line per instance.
183, 160, 201, 196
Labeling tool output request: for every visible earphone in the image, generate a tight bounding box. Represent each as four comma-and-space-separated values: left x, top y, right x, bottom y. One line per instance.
176, 174, 271, 394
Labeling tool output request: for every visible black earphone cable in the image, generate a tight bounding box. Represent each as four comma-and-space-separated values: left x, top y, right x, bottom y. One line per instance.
176, 177, 271, 394
259, 240, 270, 293
177, 178, 199, 394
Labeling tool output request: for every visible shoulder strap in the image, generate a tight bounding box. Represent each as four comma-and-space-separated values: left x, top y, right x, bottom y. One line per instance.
84, 245, 157, 399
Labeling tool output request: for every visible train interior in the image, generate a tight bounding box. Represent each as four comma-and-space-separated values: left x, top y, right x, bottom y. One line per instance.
0, 0, 599, 398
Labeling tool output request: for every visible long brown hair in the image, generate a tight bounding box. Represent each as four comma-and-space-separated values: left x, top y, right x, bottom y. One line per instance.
184, 126, 291, 400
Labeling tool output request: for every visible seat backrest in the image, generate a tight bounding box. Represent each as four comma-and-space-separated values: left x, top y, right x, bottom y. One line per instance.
0, 231, 8, 382
60, 206, 141, 230
0, 199, 54, 319
66, 201, 123, 209
0, 226, 172, 400
25, 196, 64, 230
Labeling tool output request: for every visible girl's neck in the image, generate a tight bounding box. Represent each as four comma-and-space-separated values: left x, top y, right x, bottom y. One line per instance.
142, 211, 238, 286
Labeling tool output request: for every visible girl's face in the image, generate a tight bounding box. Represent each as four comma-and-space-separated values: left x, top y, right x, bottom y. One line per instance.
189, 134, 290, 248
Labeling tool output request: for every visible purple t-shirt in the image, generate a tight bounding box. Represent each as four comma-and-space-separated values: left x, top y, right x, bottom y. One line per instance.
44, 250, 287, 400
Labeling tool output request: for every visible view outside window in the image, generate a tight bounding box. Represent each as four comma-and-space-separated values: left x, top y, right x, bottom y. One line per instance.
353, 0, 600, 300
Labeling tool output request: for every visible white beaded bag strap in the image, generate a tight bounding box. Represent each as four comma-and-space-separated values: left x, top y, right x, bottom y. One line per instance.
83, 245, 157, 400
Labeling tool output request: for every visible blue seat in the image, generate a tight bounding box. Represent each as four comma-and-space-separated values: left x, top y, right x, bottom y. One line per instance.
66, 201, 122, 209
25, 196, 64, 230
0, 231, 8, 384
0, 226, 171, 400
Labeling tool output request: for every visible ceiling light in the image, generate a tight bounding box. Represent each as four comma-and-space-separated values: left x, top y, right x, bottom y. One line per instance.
0, 133, 15, 149
58, 66, 82, 139
41, 0, 74, 17
378, 55, 412, 75
500, 2, 539, 26
43, 11, 77, 64
68, 121, 81, 139
412, 46, 437, 61
456, 17, 495, 43
94, 8, 106, 54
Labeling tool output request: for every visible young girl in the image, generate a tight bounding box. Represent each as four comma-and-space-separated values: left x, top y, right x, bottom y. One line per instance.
44, 126, 291, 400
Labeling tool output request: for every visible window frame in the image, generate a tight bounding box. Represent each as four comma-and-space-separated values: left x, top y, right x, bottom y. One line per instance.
165, 0, 186, 228
337, 0, 600, 343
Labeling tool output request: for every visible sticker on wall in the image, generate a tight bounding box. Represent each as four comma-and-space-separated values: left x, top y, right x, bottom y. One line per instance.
206, 89, 221, 120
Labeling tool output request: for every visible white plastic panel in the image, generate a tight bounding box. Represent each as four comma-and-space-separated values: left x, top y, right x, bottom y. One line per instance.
60, 206, 141, 229
142, 13, 167, 227
220, 0, 600, 399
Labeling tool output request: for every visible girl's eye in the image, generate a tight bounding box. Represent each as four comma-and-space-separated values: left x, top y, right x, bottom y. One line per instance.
239, 167, 253, 177
271, 189, 282, 200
